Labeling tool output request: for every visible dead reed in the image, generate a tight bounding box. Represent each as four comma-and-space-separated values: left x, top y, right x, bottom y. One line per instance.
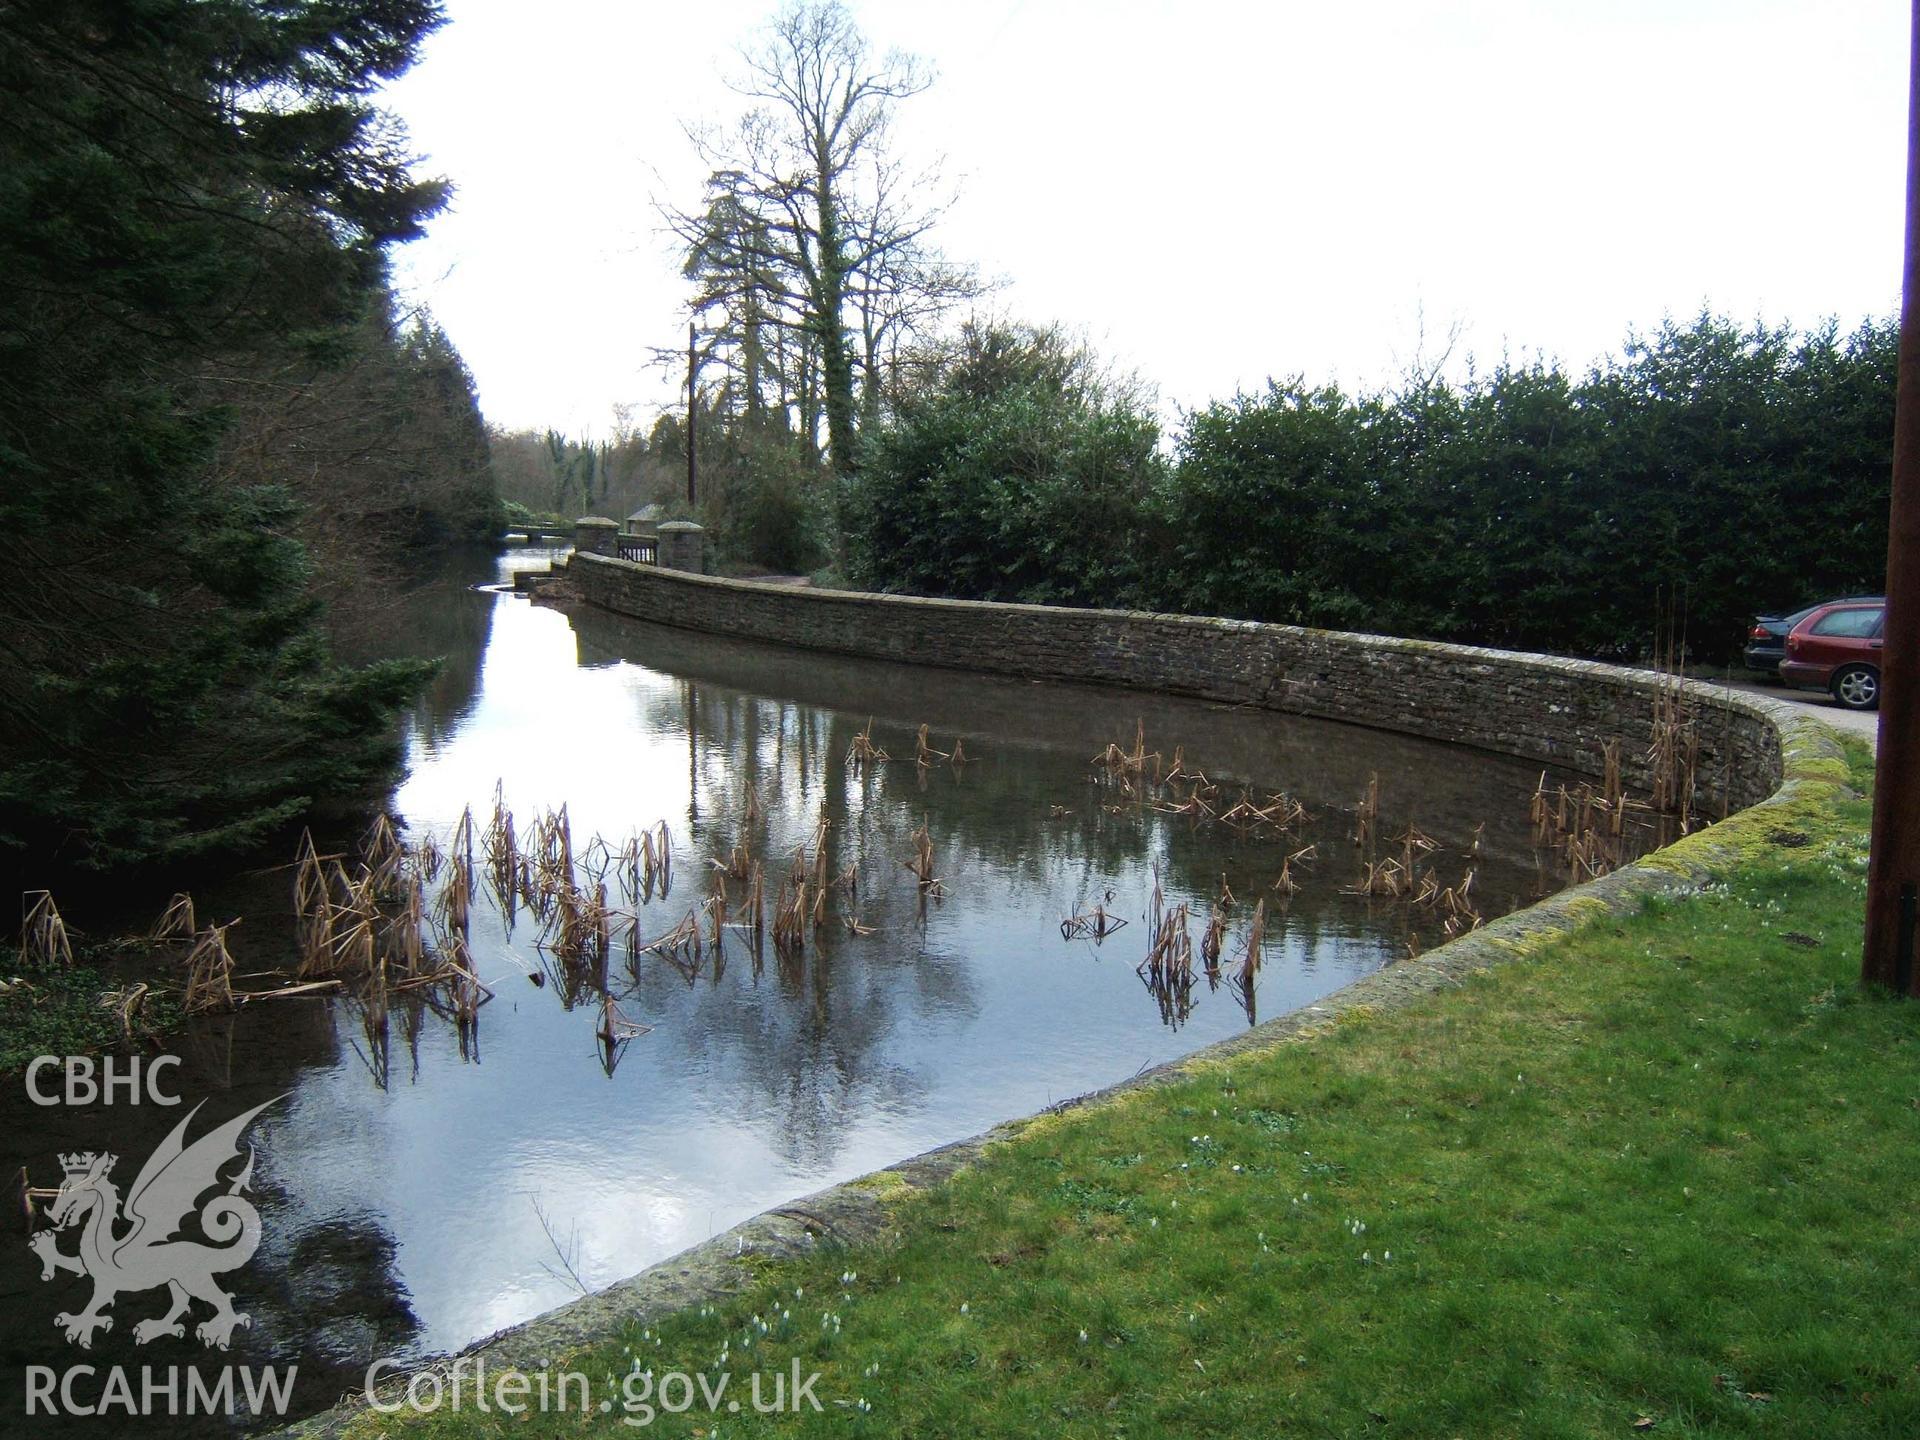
1236, 898, 1267, 990
704, 877, 729, 953
362, 815, 406, 898
1271, 844, 1316, 897
148, 893, 197, 945
646, 908, 705, 966
711, 844, 754, 881
1061, 901, 1127, 941
20, 891, 72, 969
1139, 902, 1195, 985
848, 718, 889, 769
1354, 773, 1381, 850
914, 724, 949, 765
903, 823, 944, 896
1200, 905, 1228, 972
99, 982, 153, 1041
182, 923, 238, 1013
293, 830, 330, 961
771, 871, 808, 954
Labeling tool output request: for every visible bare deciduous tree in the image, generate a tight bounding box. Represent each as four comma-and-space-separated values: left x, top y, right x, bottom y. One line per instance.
663, 1, 983, 473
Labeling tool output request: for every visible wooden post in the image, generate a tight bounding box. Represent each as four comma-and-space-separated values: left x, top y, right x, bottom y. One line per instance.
1864, 0, 1920, 997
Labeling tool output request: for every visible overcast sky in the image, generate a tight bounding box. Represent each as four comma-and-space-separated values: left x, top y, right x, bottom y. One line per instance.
380, 0, 1908, 437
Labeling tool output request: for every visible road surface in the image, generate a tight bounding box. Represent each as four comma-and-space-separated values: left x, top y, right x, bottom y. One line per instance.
1716, 678, 1881, 749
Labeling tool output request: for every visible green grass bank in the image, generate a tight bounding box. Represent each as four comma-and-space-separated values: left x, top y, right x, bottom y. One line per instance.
330, 734, 1916, 1439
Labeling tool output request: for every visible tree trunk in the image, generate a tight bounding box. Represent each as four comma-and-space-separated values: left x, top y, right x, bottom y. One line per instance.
814, 180, 858, 478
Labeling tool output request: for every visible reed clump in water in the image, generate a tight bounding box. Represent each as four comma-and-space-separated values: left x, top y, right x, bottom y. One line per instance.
1139, 901, 1194, 985
148, 893, 196, 945
98, 982, 154, 1041
703, 877, 730, 954
361, 814, 407, 899
1414, 866, 1482, 938
848, 718, 889, 770
1157, 778, 1219, 823
711, 844, 753, 882
279, 816, 495, 1033
617, 820, 673, 906
743, 861, 766, 936
1271, 844, 1316, 898
1137, 900, 1196, 1028
1353, 773, 1381, 851
1199, 905, 1228, 972
21, 891, 73, 970
596, 995, 652, 1073
1061, 900, 1127, 941
1219, 790, 1308, 835
771, 867, 809, 956
1093, 720, 1161, 797
480, 781, 515, 880
1528, 756, 1646, 882
181, 922, 238, 1014
646, 907, 705, 973
914, 724, 949, 766
1235, 899, 1266, 987
1228, 899, 1267, 1023
293, 831, 331, 963
902, 823, 945, 898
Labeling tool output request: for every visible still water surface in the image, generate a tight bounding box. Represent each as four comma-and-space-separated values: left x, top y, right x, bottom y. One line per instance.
2, 549, 1578, 1429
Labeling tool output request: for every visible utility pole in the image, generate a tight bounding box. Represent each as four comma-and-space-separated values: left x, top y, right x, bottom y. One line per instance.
686, 321, 698, 510
1864, 0, 1920, 997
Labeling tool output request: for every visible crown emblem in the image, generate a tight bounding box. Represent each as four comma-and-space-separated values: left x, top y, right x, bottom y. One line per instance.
57, 1152, 109, 1177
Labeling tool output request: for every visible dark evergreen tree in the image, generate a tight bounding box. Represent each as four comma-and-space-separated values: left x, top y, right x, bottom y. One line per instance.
0, 0, 452, 872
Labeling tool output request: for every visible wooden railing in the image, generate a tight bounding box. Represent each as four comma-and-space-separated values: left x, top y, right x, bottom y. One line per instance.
616, 534, 658, 564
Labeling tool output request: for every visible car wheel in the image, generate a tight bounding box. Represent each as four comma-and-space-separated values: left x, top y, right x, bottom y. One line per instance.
1831, 664, 1881, 711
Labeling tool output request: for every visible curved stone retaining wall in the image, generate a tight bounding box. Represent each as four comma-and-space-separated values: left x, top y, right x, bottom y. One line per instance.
568, 552, 1784, 813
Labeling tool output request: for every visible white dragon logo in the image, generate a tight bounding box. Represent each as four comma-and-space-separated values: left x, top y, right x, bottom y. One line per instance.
27, 1097, 280, 1351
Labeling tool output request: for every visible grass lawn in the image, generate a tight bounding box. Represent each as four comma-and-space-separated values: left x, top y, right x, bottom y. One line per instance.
353, 738, 1916, 1439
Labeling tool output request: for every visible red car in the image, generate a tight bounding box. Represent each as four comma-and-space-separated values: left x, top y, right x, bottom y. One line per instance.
1780, 599, 1886, 710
